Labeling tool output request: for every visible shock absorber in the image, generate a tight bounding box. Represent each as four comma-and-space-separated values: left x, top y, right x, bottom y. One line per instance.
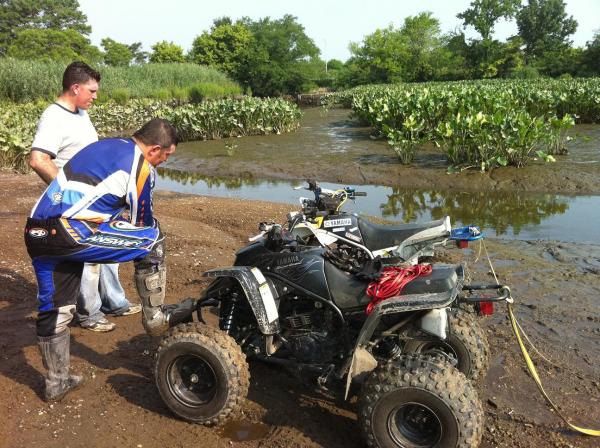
220, 292, 239, 334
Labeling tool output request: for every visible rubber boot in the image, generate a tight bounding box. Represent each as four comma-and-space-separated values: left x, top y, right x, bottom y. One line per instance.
37, 329, 84, 402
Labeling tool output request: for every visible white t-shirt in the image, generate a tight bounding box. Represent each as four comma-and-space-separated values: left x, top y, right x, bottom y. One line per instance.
32, 103, 98, 169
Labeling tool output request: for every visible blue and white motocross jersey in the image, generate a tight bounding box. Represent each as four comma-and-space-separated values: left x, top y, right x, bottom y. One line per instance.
31, 138, 155, 227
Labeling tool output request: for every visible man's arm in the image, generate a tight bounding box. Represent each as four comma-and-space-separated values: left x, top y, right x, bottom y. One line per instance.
29, 150, 58, 185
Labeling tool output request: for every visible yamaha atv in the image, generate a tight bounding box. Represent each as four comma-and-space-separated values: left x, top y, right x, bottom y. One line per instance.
154, 225, 507, 447
285, 180, 482, 266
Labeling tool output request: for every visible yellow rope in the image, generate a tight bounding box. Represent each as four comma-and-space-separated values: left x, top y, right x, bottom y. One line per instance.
482, 239, 600, 436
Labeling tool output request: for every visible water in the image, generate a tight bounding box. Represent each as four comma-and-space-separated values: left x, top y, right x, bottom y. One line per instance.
156, 172, 600, 244
157, 107, 600, 245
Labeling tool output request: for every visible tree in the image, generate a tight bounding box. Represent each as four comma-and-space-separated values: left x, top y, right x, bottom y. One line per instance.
0, 0, 91, 56
327, 59, 343, 71
128, 42, 148, 65
401, 12, 445, 81
345, 25, 409, 84
340, 13, 448, 86
101, 37, 133, 66
457, 0, 520, 40
7, 28, 101, 63
516, 0, 577, 61
149, 41, 185, 63
235, 15, 320, 96
188, 17, 252, 76
580, 31, 600, 76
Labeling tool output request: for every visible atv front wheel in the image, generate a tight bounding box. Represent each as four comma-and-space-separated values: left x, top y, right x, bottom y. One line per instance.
403, 309, 490, 382
358, 354, 483, 448
155, 322, 249, 425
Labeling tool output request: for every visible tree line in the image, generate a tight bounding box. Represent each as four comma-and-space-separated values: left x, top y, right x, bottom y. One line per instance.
1, 0, 599, 97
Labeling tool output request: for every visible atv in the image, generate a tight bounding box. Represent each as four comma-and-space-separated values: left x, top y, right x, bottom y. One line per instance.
283, 180, 483, 266
154, 224, 507, 447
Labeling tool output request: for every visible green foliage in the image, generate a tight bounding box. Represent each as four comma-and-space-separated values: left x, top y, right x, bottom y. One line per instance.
150, 41, 185, 63
516, 0, 577, 61
188, 82, 242, 103
457, 0, 520, 40
0, 59, 239, 103
0, 97, 302, 170
0, 100, 45, 170
7, 28, 101, 64
110, 88, 131, 104
194, 15, 321, 96
325, 78, 600, 170
128, 42, 148, 65
340, 13, 455, 86
0, 0, 91, 56
580, 32, 600, 76
101, 37, 133, 67
188, 19, 252, 76
166, 97, 301, 140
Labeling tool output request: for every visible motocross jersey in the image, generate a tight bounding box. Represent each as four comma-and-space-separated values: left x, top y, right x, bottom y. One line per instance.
30, 138, 155, 227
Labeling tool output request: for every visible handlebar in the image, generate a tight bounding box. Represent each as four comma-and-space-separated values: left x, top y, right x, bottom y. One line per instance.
459, 284, 511, 303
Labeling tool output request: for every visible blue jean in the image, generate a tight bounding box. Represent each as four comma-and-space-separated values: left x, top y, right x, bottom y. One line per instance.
75, 263, 132, 325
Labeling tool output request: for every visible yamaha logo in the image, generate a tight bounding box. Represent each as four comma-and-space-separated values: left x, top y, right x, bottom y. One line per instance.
29, 228, 48, 238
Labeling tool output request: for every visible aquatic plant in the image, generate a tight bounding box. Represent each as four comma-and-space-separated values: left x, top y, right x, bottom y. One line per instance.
324, 78, 600, 170
0, 97, 301, 171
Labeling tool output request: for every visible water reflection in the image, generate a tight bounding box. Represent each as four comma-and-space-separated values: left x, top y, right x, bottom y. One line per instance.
381, 188, 569, 235
157, 167, 268, 189
155, 169, 596, 242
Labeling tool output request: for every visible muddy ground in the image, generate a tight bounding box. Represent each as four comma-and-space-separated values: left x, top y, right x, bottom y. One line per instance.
165, 108, 600, 195
1, 172, 599, 448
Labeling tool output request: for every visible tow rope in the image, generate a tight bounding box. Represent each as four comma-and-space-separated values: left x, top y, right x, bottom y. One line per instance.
481, 240, 600, 437
365, 264, 432, 315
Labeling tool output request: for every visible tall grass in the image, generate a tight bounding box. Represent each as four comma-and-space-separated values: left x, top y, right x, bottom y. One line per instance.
0, 58, 241, 103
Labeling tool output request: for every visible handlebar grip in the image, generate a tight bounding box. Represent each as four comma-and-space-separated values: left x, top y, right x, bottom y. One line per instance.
354, 192, 367, 197
248, 231, 266, 242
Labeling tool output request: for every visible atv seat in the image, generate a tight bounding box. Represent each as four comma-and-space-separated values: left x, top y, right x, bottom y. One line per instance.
357, 217, 451, 251
325, 262, 463, 311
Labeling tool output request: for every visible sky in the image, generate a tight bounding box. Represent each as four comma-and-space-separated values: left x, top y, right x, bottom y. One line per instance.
78, 0, 600, 61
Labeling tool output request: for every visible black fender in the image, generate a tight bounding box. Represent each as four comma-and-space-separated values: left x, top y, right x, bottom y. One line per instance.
203, 266, 280, 335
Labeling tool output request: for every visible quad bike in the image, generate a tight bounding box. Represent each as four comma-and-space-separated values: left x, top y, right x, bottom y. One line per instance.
272, 180, 483, 267
154, 224, 507, 447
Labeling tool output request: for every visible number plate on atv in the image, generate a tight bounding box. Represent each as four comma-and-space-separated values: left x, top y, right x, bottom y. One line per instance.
259, 283, 278, 323
251, 267, 267, 284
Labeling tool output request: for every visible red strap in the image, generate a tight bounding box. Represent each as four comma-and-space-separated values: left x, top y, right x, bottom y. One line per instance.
366, 264, 433, 315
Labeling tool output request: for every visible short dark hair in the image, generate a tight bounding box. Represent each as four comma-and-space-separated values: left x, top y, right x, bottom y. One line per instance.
133, 118, 178, 149
62, 61, 101, 91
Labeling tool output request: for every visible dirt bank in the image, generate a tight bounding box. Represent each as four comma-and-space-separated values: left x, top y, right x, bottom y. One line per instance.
1, 172, 599, 448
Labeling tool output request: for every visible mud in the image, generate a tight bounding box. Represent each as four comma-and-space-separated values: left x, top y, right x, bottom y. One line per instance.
165, 108, 600, 195
0, 172, 599, 448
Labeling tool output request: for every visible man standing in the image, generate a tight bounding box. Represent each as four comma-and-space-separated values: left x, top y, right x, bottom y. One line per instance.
29, 61, 140, 332
25, 118, 177, 401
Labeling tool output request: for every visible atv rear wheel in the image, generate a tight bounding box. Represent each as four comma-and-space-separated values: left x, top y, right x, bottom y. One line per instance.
358, 354, 483, 448
403, 309, 490, 382
155, 322, 249, 425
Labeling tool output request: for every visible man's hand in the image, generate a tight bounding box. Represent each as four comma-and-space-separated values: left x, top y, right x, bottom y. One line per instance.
29, 150, 58, 185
